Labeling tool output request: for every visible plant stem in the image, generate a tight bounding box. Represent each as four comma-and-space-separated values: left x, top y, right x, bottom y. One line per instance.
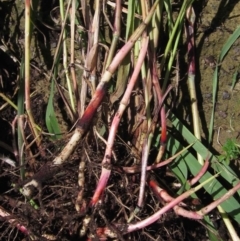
25, 0, 40, 147
126, 173, 219, 233
70, 0, 81, 114
90, 36, 149, 207
122, 142, 193, 173
22, 1, 160, 197
186, 6, 203, 164
105, 0, 121, 68
59, 0, 75, 112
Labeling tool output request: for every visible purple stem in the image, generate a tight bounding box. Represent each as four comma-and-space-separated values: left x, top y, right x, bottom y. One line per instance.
90, 37, 149, 207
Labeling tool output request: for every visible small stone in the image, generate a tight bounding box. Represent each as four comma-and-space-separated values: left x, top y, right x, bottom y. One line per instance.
222, 91, 231, 100
203, 93, 212, 99
203, 56, 216, 68
218, 111, 227, 118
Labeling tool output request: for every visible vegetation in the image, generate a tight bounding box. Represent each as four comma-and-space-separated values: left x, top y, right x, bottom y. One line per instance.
0, 0, 240, 240
219, 139, 240, 165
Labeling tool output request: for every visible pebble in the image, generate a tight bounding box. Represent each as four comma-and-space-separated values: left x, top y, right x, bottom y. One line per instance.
203, 55, 216, 68
203, 93, 212, 99
218, 110, 227, 118
222, 91, 231, 100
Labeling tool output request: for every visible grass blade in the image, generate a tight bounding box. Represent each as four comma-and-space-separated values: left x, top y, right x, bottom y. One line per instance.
209, 26, 240, 143
45, 76, 61, 140
168, 111, 240, 224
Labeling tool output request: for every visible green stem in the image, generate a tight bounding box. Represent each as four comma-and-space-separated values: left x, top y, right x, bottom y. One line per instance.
25, 0, 40, 146
59, 0, 75, 112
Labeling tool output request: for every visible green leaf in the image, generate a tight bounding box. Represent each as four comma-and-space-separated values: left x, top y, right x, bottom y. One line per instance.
209, 26, 240, 143
125, 0, 136, 40
167, 136, 188, 194
231, 71, 238, 91
219, 26, 240, 61
168, 111, 240, 224
45, 79, 61, 140
167, 135, 222, 240
18, 57, 25, 179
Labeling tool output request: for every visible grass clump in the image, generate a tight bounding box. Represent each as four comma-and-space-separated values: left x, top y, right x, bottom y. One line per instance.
219, 139, 240, 165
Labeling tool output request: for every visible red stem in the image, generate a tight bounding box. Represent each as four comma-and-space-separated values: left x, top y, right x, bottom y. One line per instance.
77, 1, 159, 131
90, 37, 149, 207
199, 182, 240, 216
188, 158, 210, 186
150, 53, 167, 162
148, 178, 202, 219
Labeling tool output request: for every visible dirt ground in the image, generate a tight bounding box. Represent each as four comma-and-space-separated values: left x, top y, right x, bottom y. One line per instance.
196, 0, 240, 153
0, 0, 240, 240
